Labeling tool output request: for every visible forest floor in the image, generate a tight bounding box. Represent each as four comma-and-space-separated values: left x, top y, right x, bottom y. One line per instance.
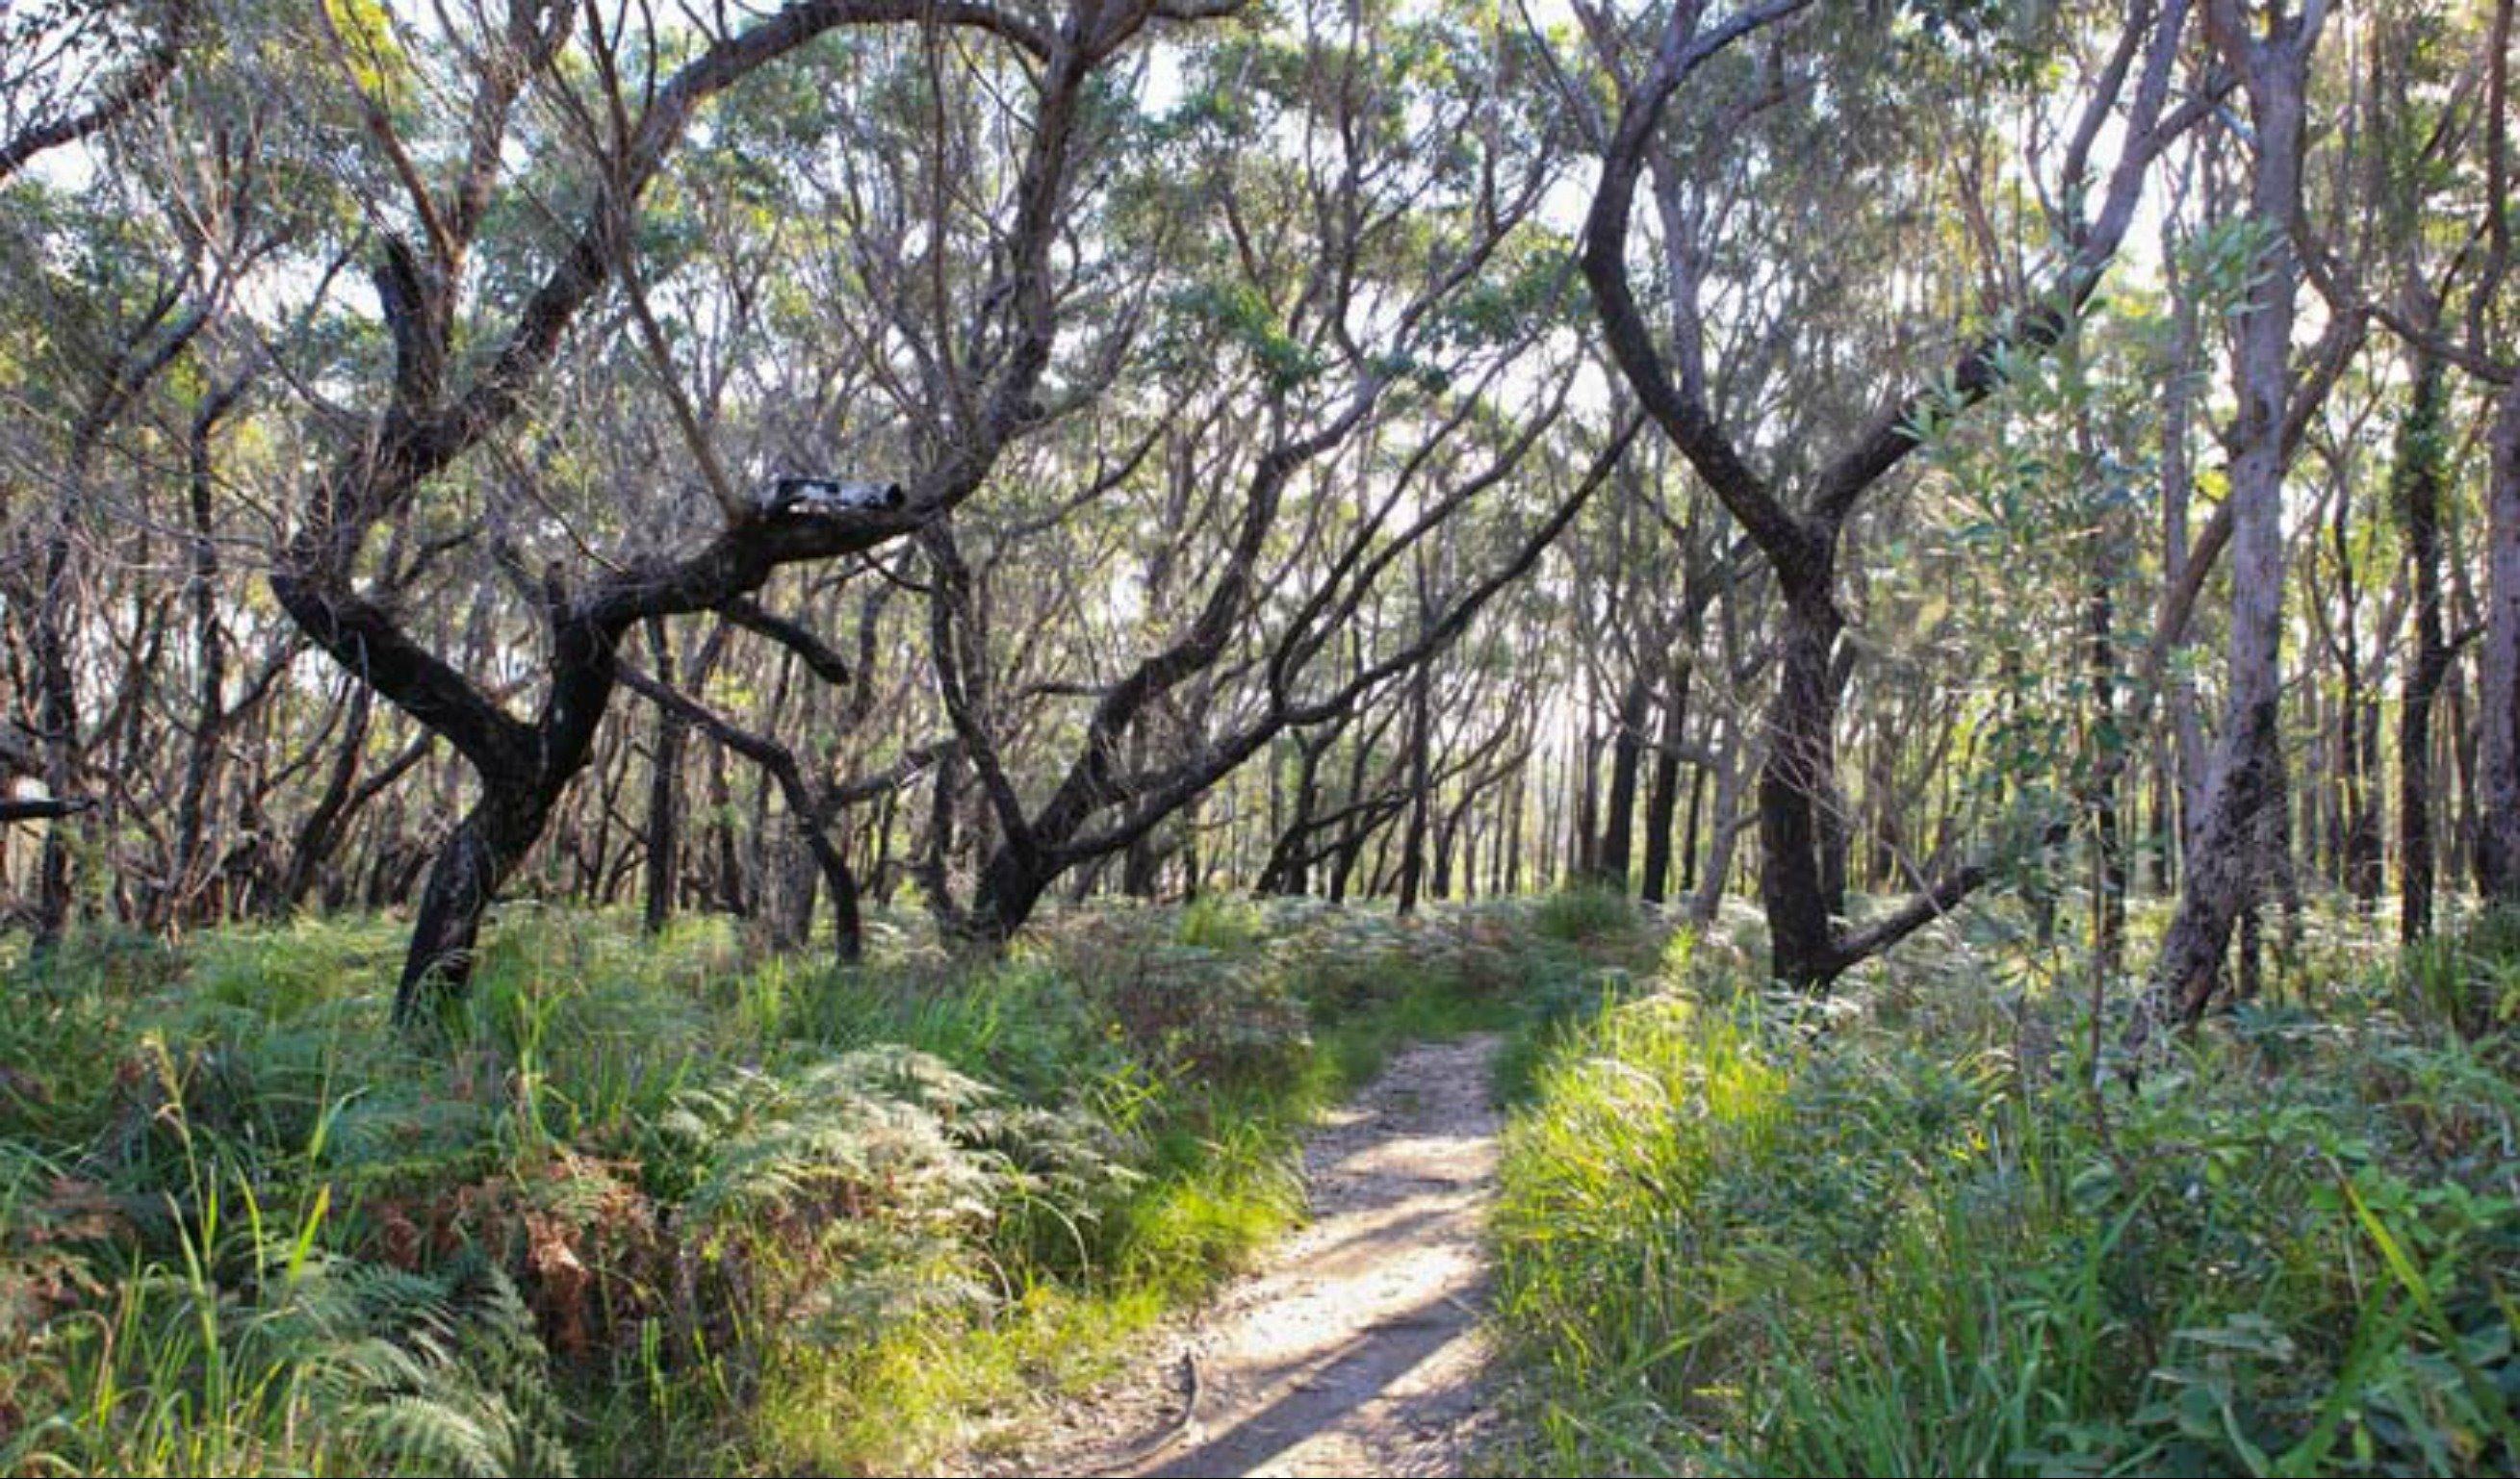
972, 1033, 1508, 1479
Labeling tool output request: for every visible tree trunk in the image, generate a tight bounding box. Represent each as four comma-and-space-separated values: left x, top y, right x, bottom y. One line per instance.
397, 779, 559, 1022
2088, 558, 2125, 975
1681, 759, 1708, 896
1689, 718, 1749, 926
1259, 735, 1327, 895
1598, 671, 1652, 889
768, 825, 819, 952
1504, 748, 1526, 895
168, 389, 244, 926
278, 685, 375, 910
2142, 20, 2313, 1040
1571, 711, 1602, 880
32, 533, 79, 949
2479, 380, 2520, 907
2399, 347, 2451, 941
642, 619, 682, 934
1760, 592, 1844, 986
1640, 657, 1690, 903
702, 743, 740, 914
817, 819, 863, 964
2348, 676, 2383, 905
1397, 660, 1432, 917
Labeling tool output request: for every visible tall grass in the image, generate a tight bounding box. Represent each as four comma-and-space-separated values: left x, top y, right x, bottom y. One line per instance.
1491, 899, 2520, 1477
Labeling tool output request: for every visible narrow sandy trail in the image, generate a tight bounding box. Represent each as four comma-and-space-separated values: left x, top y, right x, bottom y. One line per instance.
987, 1033, 1505, 1479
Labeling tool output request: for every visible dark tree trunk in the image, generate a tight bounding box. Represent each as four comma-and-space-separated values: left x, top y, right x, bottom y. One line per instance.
817, 822, 862, 964
1258, 735, 1327, 895
1571, 712, 1602, 881
1121, 727, 1162, 899
1640, 658, 1690, 903
32, 534, 79, 949
2088, 543, 2126, 975
398, 779, 562, 1021
966, 847, 1056, 946
1817, 647, 1857, 916
1598, 672, 1652, 889
2347, 680, 2383, 905
1680, 757, 1708, 895
642, 619, 682, 934
2327, 468, 2384, 905
707, 744, 743, 914
2399, 347, 2451, 941
1761, 592, 1845, 987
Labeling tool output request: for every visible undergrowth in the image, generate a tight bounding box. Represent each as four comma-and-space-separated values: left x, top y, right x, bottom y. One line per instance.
1492, 897, 2520, 1477
0, 890, 1631, 1476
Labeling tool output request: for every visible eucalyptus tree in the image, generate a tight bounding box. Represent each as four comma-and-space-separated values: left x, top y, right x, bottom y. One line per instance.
215, 0, 1233, 1020
1575, 0, 2204, 989
891, 0, 1627, 940
2135, 0, 2335, 1040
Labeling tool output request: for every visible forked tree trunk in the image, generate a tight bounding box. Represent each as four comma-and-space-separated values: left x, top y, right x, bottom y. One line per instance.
2141, 10, 2316, 1041
1580, 0, 2192, 992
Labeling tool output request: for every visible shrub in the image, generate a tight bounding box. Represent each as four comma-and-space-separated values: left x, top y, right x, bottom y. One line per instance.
1532, 882, 1639, 945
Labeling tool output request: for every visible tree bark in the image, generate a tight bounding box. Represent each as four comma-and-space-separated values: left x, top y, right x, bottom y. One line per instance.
641, 619, 683, 934
1640, 656, 1690, 903
2142, 5, 2318, 1041
1689, 717, 1751, 926
2480, 380, 2520, 907
1760, 590, 1845, 985
1598, 671, 1652, 889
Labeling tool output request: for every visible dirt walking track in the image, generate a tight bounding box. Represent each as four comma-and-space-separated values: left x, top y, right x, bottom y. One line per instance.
977, 1033, 1506, 1479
